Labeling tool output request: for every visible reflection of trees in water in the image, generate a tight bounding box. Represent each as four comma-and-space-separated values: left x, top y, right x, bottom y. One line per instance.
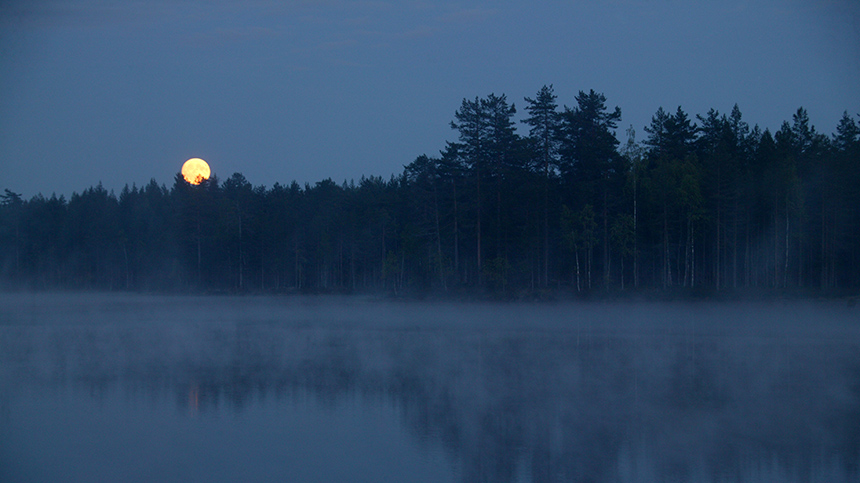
3, 318, 859, 482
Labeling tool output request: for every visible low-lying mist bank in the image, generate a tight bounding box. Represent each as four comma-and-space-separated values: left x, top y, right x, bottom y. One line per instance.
2, 283, 860, 306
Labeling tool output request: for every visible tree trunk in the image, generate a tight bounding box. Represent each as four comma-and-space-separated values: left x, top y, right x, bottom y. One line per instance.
663, 202, 670, 288
733, 197, 739, 289
633, 172, 638, 289
684, 218, 691, 287
123, 244, 130, 290
476, 166, 482, 286
773, 202, 779, 288
716, 197, 721, 291
691, 222, 696, 288
453, 180, 459, 283
544, 166, 549, 287
197, 219, 202, 287
497, 177, 502, 261
784, 202, 790, 288
603, 187, 609, 287
294, 236, 300, 290
821, 196, 828, 290
237, 209, 243, 291
434, 179, 446, 291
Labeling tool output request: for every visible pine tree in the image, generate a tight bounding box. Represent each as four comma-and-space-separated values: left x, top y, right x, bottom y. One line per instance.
523, 85, 561, 287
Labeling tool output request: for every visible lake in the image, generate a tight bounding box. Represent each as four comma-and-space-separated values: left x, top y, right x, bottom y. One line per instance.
1, 293, 858, 482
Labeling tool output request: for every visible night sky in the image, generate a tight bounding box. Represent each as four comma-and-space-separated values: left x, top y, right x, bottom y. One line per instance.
2, 0, 858, 199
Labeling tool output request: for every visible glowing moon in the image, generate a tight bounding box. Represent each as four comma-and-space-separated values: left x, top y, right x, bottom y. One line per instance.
181, 158, 211, 185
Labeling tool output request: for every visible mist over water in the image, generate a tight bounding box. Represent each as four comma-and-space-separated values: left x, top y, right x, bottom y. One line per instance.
1, 293, 858, 482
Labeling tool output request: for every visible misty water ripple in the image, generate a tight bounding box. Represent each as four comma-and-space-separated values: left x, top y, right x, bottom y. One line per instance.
1, 293, 858, 482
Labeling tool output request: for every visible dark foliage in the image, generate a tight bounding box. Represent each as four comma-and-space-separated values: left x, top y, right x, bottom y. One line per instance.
2, 90, 858, 296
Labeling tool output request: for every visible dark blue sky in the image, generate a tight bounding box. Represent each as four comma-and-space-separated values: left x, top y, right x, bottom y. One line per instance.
2, 0, 858, 198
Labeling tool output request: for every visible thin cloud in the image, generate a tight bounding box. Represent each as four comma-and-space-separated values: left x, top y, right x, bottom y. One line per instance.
436, 6, 496, 24
196, 25, 282, 44
393, 25, 437, 40
315, 38, 360, 51
0, 0, 155, 28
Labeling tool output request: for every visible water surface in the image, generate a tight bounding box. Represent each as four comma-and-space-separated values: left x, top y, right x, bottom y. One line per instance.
1, 293, 858, 482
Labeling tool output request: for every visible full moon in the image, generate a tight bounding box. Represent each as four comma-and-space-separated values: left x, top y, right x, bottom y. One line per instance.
181, 158, 211, 185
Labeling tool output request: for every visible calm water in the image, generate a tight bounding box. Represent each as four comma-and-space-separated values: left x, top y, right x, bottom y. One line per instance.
1, 293, 858, 482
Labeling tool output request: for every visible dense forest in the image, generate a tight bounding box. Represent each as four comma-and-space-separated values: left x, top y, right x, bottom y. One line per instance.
2, 86, 859, 297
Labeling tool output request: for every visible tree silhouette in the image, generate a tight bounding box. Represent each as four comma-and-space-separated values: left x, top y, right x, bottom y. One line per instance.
1, 89, 858, 296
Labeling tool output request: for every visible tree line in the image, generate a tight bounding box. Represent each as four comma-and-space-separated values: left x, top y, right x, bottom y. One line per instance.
2, 85, 859, 296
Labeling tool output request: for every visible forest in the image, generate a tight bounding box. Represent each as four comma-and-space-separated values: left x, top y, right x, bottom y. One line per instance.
2, 86, 859, 297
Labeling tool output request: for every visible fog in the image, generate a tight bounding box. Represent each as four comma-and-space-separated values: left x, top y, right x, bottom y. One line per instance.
2, 293, 858, 482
